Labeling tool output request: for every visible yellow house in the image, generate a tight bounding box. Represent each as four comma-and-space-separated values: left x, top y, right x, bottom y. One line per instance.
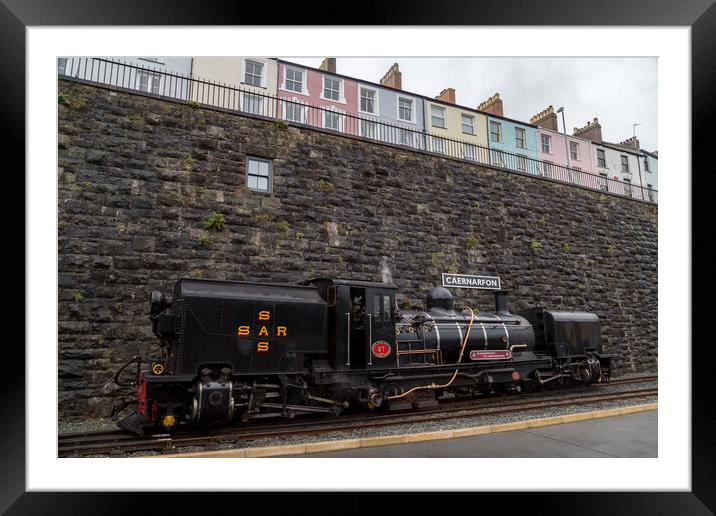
190, 57, 278, 115
424, 88, 489, 162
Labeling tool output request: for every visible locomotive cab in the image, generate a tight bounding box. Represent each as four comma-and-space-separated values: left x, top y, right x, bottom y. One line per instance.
307, 278, 398, 370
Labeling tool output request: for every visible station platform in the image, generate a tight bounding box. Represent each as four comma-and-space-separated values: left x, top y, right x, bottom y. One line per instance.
289, 409, 658, 458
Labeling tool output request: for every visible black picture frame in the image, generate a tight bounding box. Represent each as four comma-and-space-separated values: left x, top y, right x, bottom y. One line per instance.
3, 0, 713, 513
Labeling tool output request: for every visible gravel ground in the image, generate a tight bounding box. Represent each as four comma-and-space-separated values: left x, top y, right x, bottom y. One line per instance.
58, 372, 657, 456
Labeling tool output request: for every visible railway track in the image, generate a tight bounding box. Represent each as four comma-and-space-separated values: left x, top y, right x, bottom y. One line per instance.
59, 377, 657, 457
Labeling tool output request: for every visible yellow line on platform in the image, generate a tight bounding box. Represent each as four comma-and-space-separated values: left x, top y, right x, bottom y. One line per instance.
158, 402, 657, 458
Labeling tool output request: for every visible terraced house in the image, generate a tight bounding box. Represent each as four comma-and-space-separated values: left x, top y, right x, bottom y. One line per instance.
276, 58, 360, 135
190, 57, 278, 114
531, 105, 596, 184
423, 87, 488, 161
355, 63, 426, 150
479, 94, 539, 174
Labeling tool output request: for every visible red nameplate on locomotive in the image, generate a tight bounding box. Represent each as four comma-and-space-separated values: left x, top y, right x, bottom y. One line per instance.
469, 349, 512, 360
371, 340, 391, 358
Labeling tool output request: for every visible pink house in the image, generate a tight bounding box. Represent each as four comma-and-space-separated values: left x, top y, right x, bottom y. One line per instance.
530, 106, 595, 185
277, 59, 359, 135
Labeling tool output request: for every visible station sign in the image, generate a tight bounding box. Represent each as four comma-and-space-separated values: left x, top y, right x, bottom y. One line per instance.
442, 273, 501, 290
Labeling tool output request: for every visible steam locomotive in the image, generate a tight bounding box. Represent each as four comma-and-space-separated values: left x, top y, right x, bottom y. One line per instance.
108, 277, 612, 435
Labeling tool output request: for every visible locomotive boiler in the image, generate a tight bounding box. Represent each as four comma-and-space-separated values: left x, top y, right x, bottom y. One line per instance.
108, 276, 612, 435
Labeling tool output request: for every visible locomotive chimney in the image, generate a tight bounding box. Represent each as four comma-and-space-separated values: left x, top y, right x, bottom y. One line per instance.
494, 290, 510, 315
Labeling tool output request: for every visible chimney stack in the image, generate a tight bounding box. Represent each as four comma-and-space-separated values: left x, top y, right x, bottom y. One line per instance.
572, 118, 603, 144
618, 136, 641, 150
494, 290, 510, 315
530, 105, 559, 131
318, 58, 337, 74
380, 63, 402, 90
436, 87, 456, 104
478, 93, 503, 117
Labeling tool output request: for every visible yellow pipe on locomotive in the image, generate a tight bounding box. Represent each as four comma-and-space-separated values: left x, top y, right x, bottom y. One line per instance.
388, 306, 475, 400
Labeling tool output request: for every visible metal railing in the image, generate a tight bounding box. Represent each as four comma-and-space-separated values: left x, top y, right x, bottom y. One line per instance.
58, 57, 657, 204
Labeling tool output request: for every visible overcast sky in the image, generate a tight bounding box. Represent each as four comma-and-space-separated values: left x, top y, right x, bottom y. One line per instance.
285, 57, 657, 152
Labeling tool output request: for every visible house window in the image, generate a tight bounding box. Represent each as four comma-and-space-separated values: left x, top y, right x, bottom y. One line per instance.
644, 158, 651, 173
515, 127, 526, 149
282, 98, 307, 123
623, 178, 632, 197
543, 161, 554, 178
360, 119, 377, 139
359, 87, 377, 114
464, 144, 477, 161
431, 105, 446, 128
516, 155, 527, 172
246, 156, 272, 193
244, 60, 264, 87
242, 93, 263, 115
323, 76, 341, 101
461, 114, 475, 135
139, 57, 164, 64
541, 134, 551, 153
489, 121, 502, 142
285, 67, 305, 93
598, 173, 608, 191
597, 149, 606, 168
570, 141, 579, 160
621, 155, 630, 173
398, 97, 413, 122
323, 108, 343, 131
398, 128, 413, 147
137, 71, 161, 94
58, 58, 67, 75
490, 149, 505, 167
432, 136, 445, 154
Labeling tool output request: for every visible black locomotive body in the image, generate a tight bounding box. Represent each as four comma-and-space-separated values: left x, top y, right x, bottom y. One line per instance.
110, 277, 612, 435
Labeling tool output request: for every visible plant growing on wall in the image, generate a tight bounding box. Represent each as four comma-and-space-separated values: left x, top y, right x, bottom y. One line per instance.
202, 212, 226, 231
198, 232, 212, 246
182, 153, 196, 171
316, 179, 334, 193
465, 236, 479, 250
562, 242, 571, 254
530, 239, 542, 250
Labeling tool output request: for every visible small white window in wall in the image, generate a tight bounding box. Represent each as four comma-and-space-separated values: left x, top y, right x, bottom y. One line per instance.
516, 155, 527, 172
644, 158, 651, 172
244, 60, 264, 87
489, 121, 502, 142
398, 128, 414, 147
431, 136, 445, 154
599, 173, 608, 191
242, 93, 264, 115
461, 114, 475, 135
58, 58, 67, 75
282, 98, 307, 123
621, 155, 630, 173
541, 134, 551, 153
543, 161, 554, 177
359, 87, 377, 114
515, 127, 526, 149
623, 178, 632, 197
490, 149, 505, 167
431, 105, 446, 128
323, 108, 344, 132
464, 144, 477, 161
323, 76, 342, 101
284, 66, 306, 94
398, 97, 414, 122
570, 141, 579, 160
246, 156, 272, 193
597, 148, 606, 168
360, 119, 378, 139
138, 71, 161, 94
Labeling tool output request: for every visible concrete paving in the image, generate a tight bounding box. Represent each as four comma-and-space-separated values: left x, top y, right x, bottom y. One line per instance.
288, 410, 657, 458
